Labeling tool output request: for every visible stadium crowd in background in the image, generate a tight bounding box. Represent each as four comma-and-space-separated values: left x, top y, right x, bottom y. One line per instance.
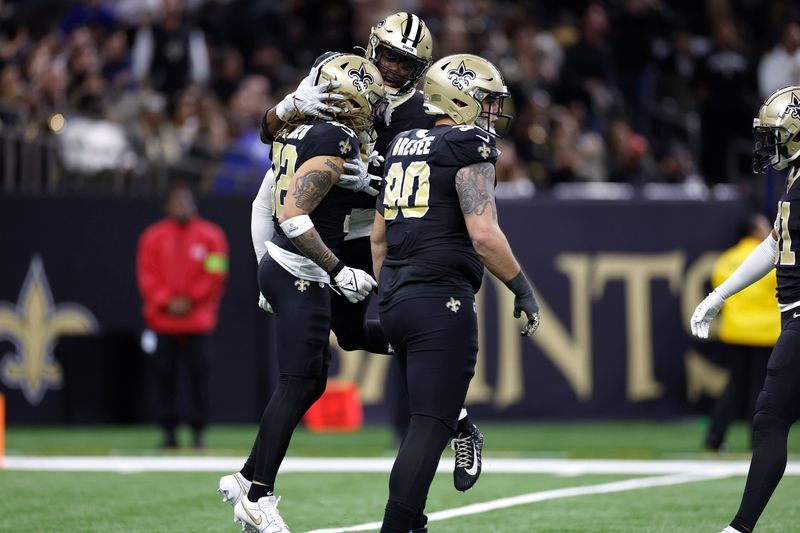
0, 0, 799, 195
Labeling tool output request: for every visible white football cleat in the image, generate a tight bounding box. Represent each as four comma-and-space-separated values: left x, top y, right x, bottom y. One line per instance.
234, 495, 290, 533
718, 528, 743, 533
218, 472, 252, 508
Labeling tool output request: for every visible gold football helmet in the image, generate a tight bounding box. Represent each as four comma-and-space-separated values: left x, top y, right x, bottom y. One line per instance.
365, 12, 433, 94
753, 85, 800, 173
423, 54, 513, 137
314, 53, 388, 134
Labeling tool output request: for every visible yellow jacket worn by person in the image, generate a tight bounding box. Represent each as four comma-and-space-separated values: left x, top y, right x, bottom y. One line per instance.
713, 236, 780, 346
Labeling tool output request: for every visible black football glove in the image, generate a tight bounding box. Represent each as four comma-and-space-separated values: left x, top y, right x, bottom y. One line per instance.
505, 271, 540, 337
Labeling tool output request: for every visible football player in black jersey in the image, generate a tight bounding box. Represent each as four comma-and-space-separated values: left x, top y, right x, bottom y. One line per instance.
250, 12, 487, 497
371, 54, 541, 533
220, 54, 386, 533
691, 85, 800, 533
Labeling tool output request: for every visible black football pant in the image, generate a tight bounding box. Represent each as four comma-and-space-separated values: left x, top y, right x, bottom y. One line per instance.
378, 295, 478, 532
331, 236, 408, 440
153, 333, 209, 434
705, 344, 771, 450
331, 236, 392, 355
730, 311, 800, 532
242, 258, 332, 492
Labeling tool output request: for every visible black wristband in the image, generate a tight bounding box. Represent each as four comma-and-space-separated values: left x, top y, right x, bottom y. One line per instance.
329, 261, 345, 277
504, 271, 532, 296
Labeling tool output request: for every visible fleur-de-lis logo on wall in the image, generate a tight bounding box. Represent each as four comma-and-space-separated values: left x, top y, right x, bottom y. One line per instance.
446, 297, 461, 313
786, 93, 800, 120
0, 256, 98, 405
348, 64, 374, 92
294, 279, 310, 293
447, 61, 476, 90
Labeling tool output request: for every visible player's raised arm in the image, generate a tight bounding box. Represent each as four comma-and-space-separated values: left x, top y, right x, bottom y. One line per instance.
455, 161, 540, 336
260, 63, 345, 144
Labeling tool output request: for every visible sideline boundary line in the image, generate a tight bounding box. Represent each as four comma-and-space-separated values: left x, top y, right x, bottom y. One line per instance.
4, 456, 800, 475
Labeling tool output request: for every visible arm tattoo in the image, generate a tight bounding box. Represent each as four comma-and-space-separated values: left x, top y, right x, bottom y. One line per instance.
293, 169, 333, 212
324, 158, 343, 175
290, 227, 340, 271
455, 162, 497, 220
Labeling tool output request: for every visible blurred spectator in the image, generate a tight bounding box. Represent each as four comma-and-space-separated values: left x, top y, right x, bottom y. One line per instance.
611, 0, 664, 128
704, 213, 779, 452
211, 46, 243, 104
653, 26, 708, 113
757, 19, 800, 100
101, 29, 133, 90
546, 105, 607, 184
132, 0, 209, 100
558, 3, 618, 130
495, 139, 535, 199
132, 92, 181, 167
136, 182, 228, 449
694, 18, 758, 183
606, 119, 658, 184
61, 0, 117, 36
657, 142, 704, 185
210, 75, 272, 194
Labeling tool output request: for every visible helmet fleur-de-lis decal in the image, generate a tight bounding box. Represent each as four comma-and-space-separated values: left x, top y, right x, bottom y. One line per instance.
447, 61, 476, 90
348, 64, 375, 91
786, 93, 800, 120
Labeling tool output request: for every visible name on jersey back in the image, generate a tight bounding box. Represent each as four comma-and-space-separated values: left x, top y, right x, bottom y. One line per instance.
392, 134, 435, 157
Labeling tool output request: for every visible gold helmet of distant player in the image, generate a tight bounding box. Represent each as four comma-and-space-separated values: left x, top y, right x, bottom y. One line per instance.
423, 54, 513, 137
366, 12, 433, 95
314, 53, 388, 134
753, 86, 800, 173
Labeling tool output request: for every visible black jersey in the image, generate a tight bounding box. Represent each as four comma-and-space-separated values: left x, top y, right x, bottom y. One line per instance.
271, 121, 361, 256
377, 124, 500, 308
351, 90, 436, 210
775, 176, 800, 304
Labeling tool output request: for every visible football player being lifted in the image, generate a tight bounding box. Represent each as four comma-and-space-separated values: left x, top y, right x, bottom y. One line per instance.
223, 54, 386, 533
371, 54, 540, 533
248, 11, 486, 496
691, 85, 800, 533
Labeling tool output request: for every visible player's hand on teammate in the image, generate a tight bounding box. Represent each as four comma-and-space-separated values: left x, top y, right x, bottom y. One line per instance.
275, 66, 345, 122
258, 293, 274, 313
690, 290, 724, 339
332, 266, 378, 303
338, 153, 382, 196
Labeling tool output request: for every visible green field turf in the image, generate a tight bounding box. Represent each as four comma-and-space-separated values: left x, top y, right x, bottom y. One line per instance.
1, 470, 799, 532
3, 421, 800, 532
7, 420, 800, 457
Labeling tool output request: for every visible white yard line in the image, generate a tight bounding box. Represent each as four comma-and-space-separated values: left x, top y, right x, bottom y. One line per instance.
4, 456, 800, 475
303, 471, 733, 533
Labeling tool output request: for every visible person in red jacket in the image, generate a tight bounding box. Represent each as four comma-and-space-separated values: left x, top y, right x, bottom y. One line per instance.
136, 182, 228, 449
